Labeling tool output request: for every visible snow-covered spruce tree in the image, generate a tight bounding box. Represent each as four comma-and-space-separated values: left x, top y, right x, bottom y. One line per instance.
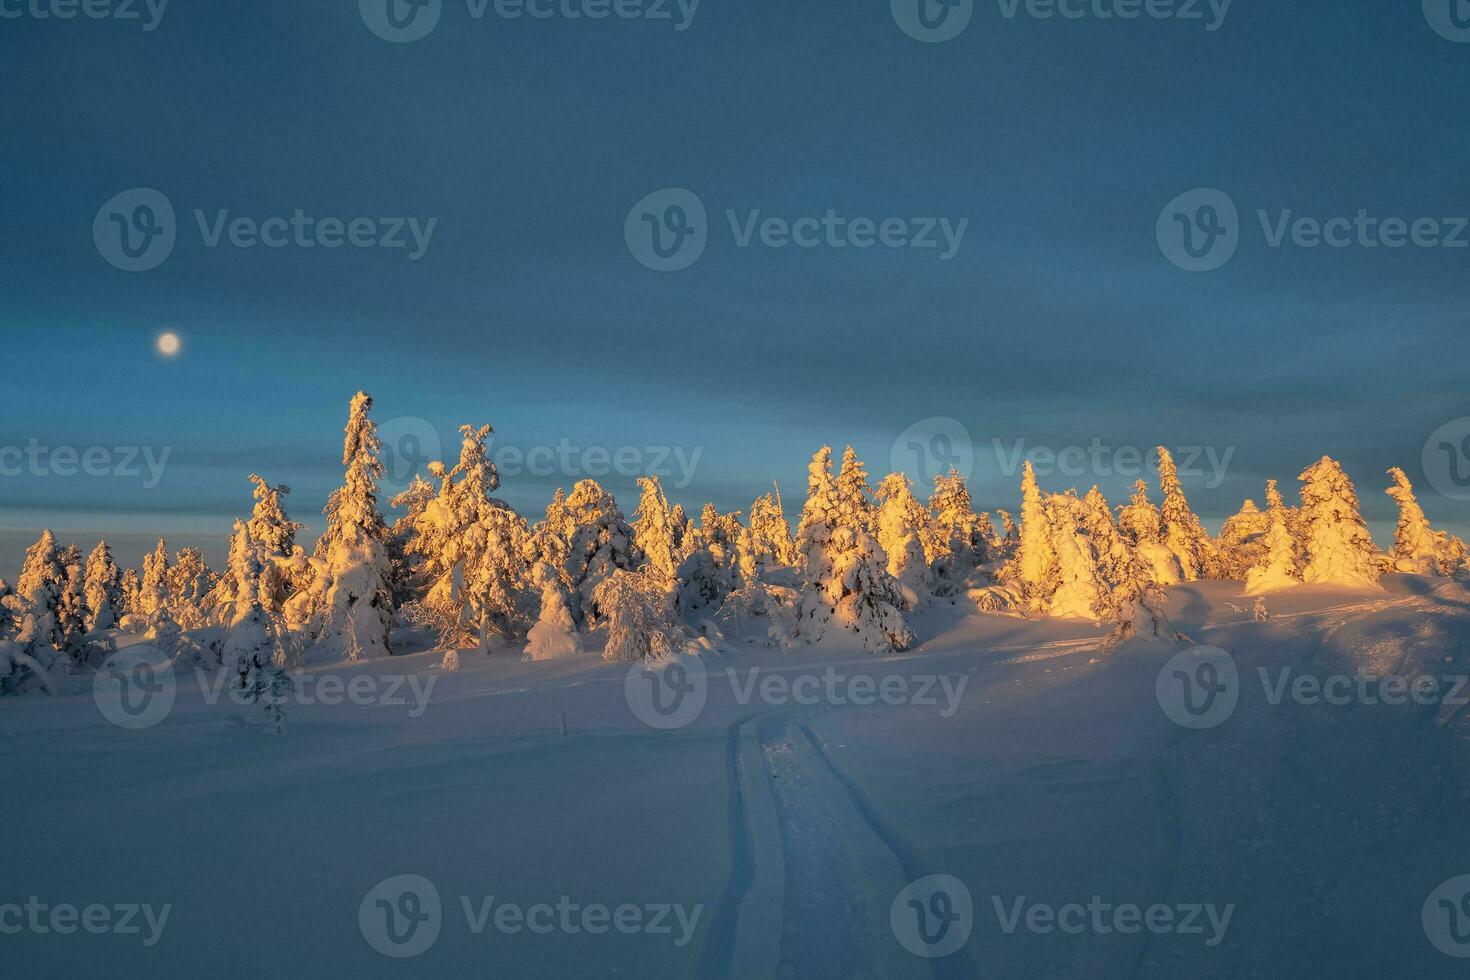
1216, 499, 1269, 580
2, 531, 68, 692
1245, 480, 1302, 595
676, 504, 744, 619
1117, 480, 1183, 586
16, 530, 64, 606
1386, 467, 1468, 576
922, 469, 990, 596
139, 538, 170, 617
631, 476, 682, 582
221, 523, 275, 670
876, 472, 933, 607
1295, 457, 1381, 589
82, 541, 122, 632
1156, 447, 1216, 581
793, 446, 912, 652
1080, 487, 1156, 621
15, 530, 67, 655
56, 546, 93, 667
246, 474, 302, 558
1004, 462, 1058, 612
213, 520, 262, 628
826, 524, 915, 652
201, 474, 304, 626
592, 568, 683, 663
395, 424, 532, 650
540, 480, 640, 629
670, 503, 696, 563
311, 391, 394, 660
729, 514, 760, 585
118, 567, 142, 622
463, 506, 534, 652
526, 490, 572, 591
275, 545, 316, 632
387, 472, 436, 607
167, 546, 213, 628
523, 561, 581, 660
793, 447, 840, 642
1039, 492, 1107, 622
747, 486, 797, 573
217, 524, 295, 729
835, 445, 877, 534
1077, 485, 1178, 647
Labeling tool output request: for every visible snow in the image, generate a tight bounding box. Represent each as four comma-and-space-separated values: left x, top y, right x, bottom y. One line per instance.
6, 575, 1470, 977
7, 394, 1470, 976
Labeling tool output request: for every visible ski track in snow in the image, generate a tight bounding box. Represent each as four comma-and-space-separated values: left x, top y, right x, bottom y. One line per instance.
705, 704, 981, 980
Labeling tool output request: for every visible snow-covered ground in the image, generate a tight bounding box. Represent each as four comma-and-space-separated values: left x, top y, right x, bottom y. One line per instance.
6, 575, 1470, 978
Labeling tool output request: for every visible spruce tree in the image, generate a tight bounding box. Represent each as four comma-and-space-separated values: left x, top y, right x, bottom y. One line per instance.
167, 547, 213, 628
1386, 467, 1467, 576
747, 487, 797, 572
118, 567, 142, 620
1156, 447, 1215, 580
922, 469, 988, 594
1296, 457, 1381, 589
1007, 461, 1057, 612
139, 538, 170, 617
676, 504, 743, 618
538, 480, 640, 628
1117, 479, 1182, 586
312, 391, 394, 659
1245, 480, 1301, 594
631, 476, 681, 581
795, 446, 912, 651
1041, 492, 1106, 622
82, 541, 122, 632
793, 447, 840, 642
835, 445, 876, 534
876, 472, 933, 605
1216, 499, 1268, 580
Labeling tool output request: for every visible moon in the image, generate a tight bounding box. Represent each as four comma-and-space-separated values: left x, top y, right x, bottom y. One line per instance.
156, 331, 182, 357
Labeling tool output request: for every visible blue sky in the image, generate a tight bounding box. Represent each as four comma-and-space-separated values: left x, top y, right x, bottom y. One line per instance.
2, 0, 1468, 569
